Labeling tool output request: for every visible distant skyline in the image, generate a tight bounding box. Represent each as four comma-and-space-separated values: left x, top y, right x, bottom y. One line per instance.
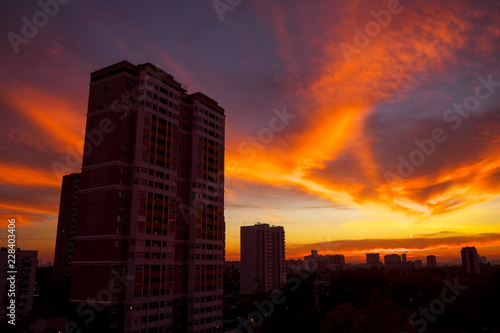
0, 0, 499, 263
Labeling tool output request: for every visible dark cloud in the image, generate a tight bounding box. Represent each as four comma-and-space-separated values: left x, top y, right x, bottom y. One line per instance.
288, 233, 500, 254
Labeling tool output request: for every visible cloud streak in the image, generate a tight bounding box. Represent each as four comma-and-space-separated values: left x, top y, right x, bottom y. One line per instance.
287, 232, 500, 259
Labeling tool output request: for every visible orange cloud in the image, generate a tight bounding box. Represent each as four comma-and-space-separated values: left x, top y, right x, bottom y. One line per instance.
224, 0, 500, 222
0, 210, 56, 227
2, 0, 499, 265
4, 86, 85, 155
0, 203, 58, 217
0, 162, 61, 187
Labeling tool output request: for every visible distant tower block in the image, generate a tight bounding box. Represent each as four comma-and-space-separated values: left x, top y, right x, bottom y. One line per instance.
427, 255, 437, 268
461, 246, 481, 274
366, 253, 380, 265
240, 223, 286, 295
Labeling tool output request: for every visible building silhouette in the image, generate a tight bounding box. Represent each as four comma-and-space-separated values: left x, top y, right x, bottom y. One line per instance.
427, 255, 437, 268
384, 254, 402, 266
240, 223, 285, 294
65, 61, 225, 332
286, 258, 304, 272
223, 261, 240, 271
0, 248, 37, 322
366, 253, 382, 266
304, 250, 349, 272
461, 246, 480, 274
53, 173, 80, 283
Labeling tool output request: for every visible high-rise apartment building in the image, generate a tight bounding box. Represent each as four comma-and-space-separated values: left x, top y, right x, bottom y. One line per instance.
426, 255, 437, 268
53, 173, 80, 283
240, 223, 285, 295
461, 246, 480, 274
67, 61, 225, 333
0, 248, 37, 322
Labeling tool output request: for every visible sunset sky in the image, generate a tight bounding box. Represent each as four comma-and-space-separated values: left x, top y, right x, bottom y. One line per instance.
1, 0, 499, 264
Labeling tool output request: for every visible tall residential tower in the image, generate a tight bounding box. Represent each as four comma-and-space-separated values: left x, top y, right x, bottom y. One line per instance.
67, 61, 225, 333
240, 223, 286, 295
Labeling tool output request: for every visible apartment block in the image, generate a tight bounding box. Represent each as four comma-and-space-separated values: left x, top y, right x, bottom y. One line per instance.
426, 255, 437, 268
384, 254, 402, 266
66, 61, 225, 333
53, 173, 80, 283
366, 253, 382, 266
461, 246, 480, 274
240, 223, 285, 295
